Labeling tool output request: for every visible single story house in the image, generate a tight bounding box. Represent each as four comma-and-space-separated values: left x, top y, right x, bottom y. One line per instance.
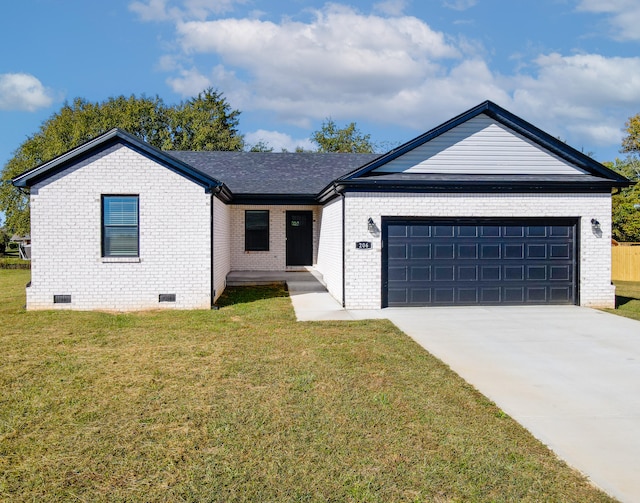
12, 101, 629, 311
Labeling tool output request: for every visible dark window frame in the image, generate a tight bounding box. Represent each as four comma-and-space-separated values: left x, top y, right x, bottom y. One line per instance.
101, 195, 140, 257
245, 210, 269, 251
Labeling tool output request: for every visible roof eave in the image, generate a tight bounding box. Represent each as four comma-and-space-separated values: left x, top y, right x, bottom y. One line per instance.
230, 193, 319, 205
11, 128, 224, 192
333, 178, 625, 194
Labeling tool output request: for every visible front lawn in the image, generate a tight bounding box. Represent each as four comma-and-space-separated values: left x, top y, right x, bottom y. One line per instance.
608, 281, 640, 321
0, 270, 615, 502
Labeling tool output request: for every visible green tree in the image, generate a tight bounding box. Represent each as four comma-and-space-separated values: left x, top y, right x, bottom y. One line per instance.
0, 89, 243, 235
170, 88, 243, 151
0, 227, 9, 255
311, 118, 375, 153
611, 111, 640, 242
608, 157, 640, 242
622, 113, 640, 155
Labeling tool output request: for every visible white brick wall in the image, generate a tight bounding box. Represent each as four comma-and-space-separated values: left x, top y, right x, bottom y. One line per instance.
316, 197, 343, 304
28, 144, 213, 310
229, 204, 320, 271
343, 192, 614, 309
213, 196, 231, 303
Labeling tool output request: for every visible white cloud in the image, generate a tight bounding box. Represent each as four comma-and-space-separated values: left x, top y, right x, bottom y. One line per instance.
145, 1, 640, 160
442, 0, 477, 11
174, 4, 460, 117
166, 67, 212, 96
510, 53, 640, 146
245, 129, 314, 152
373, 0, 408, 16
576, 0, 640, 41
129, 0, 245, 21
0, 73, 53, 112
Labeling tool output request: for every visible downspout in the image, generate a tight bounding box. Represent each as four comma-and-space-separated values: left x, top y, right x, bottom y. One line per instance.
210, 187, 221, 310
340, 187, 346, 308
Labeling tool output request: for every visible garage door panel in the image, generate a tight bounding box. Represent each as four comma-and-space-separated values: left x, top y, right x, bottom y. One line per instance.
389, 244, 408, 259
458, 266, 477, 281
434, 225, 454, 237
481, 244, 501, 259
481, 266, 501, 280
434, 266, 454, 281
410, 244, 430, 259
384, 219, 577, 306
410, 266, 430, 281
504, 244, 525, 259
388, 288, 408, 304
458, 244, 478, 259
504, 287, 525, 303
458, 226, 478, 237
388, 266, 407, 282
434, 244, 454, 259
550, 287, 572, 302
411, 289, 431, 303
550, 244, 571, 259
504, 266, 524, 281
527, 265, 547, 280
504, 226, 525, 237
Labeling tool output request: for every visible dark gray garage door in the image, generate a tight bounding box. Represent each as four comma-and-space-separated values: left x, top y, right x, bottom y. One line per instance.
383, 219, 577, 307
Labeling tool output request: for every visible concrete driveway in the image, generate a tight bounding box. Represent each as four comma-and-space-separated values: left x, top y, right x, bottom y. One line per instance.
284, 275, 640, 502
380, 306, 640, 503
277, 271, 640, 501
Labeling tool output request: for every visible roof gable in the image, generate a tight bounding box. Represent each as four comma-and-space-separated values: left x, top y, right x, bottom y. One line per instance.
373, 114, 588, 175
12, 129, 224, 193
342, 101, 628, 184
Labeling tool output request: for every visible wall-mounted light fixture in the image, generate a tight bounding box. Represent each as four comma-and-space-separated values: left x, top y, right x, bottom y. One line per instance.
368, 217, 380, 235
591, 218, 601, 232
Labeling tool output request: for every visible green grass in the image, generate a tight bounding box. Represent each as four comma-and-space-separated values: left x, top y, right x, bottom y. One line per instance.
0, 270, 616, 502
606, 281, 640, 321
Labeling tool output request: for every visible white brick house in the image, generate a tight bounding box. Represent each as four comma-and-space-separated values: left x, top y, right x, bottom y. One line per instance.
13, 101, 628, 311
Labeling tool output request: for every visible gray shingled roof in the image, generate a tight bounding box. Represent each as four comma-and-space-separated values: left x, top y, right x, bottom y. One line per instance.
169, 151, 379, 195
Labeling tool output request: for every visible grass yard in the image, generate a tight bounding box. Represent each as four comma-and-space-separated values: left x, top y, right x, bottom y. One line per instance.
0, 270, 616, 502
607, 281, 640, 321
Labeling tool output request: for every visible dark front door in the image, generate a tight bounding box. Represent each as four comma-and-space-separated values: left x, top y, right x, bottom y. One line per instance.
383, 219, 578, 307
286, 211, 313, 266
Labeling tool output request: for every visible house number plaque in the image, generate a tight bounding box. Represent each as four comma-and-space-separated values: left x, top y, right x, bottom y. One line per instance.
356, 241, 373, 249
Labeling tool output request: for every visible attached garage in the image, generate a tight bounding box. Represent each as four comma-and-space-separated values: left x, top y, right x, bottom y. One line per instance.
383, 219, 577, 307
325, 102, 629, 310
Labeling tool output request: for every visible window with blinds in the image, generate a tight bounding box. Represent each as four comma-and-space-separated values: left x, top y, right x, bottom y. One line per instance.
102, 195, 139, 257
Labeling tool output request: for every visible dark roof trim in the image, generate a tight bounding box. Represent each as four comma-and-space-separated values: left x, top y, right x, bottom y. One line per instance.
340, 101, 629, 183
316, 178, 618, 201
230, 194, 319, 206
12, 128, 226, 194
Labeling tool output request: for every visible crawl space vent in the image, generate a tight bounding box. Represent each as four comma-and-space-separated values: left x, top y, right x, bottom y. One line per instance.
53, 295, 71, 304
159, 294, 176, 303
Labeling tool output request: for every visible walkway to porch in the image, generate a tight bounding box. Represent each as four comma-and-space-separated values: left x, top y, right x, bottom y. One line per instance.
225, 269, 364, 321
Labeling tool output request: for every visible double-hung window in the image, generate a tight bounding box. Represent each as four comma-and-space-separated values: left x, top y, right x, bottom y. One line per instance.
245, 210, 269, 251
102, 195, 139, 257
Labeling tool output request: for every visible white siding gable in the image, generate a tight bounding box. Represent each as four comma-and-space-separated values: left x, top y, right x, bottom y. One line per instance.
373, 114, 587, 175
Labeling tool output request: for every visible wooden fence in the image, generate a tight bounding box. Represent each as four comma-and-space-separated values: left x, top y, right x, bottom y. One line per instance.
612, 245, 640, 281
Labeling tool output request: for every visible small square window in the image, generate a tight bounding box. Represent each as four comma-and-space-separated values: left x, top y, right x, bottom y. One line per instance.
245, 210, 269, 251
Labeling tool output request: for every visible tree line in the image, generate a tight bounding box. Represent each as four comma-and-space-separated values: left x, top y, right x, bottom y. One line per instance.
0, 89, 374, 236
1, 88, 640, 241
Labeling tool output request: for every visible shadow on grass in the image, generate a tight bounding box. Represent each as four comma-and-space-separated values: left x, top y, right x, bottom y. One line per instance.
616, 295, 636, 308
216, 285, 289, 308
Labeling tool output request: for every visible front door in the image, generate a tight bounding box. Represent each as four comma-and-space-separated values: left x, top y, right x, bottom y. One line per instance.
286, 211, 313, 266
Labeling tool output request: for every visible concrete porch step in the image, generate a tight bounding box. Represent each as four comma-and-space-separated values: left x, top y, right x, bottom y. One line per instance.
226, 270, 328, 293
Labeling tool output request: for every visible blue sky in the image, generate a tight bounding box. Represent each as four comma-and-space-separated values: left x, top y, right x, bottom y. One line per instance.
1, 0, 640, 177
